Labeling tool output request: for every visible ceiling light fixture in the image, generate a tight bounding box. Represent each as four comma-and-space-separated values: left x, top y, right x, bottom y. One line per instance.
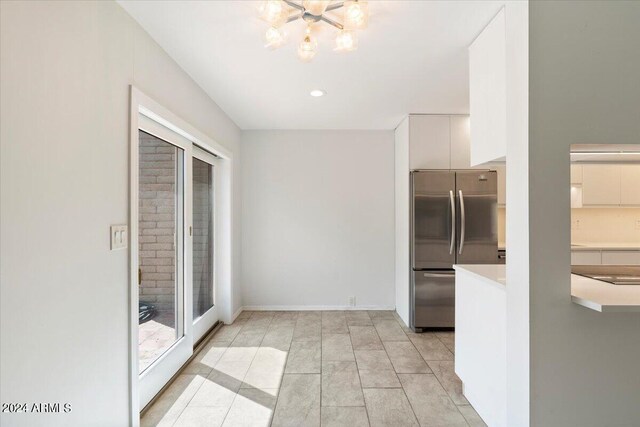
310, 89, 325, 97
257, 0, 369, 62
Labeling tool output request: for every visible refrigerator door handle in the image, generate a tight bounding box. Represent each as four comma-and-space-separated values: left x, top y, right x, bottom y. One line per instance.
458, 189, 466, 255
449, 190, 455, 255
421, 272, 455, 278
410, 176, 415, 269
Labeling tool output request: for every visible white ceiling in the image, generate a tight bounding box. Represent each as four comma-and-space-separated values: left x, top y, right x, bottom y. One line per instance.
118, 1, 504, 130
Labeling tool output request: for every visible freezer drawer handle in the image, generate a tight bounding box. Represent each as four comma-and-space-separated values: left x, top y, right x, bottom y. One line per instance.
458, 190, 466, 255
422, 272, 454, 278
449, 190, 455, 255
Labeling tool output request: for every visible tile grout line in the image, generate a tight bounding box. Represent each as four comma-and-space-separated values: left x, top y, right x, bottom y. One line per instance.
198, 319, 253, 427
405, 324, 471, 426
352, 311, 373, 427
428, 331, 472, 416
372, 312, 420, 425
269, 310, 299, 427
165, 320, 245, 427
219, 311, 274, 427
320, 312, 323, 426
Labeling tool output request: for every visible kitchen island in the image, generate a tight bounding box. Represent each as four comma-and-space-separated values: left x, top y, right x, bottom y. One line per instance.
453, 263, 640, 427
453, 265, 507, 427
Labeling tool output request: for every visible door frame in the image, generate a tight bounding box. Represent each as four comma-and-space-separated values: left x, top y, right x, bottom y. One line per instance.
129, 86, 234, 426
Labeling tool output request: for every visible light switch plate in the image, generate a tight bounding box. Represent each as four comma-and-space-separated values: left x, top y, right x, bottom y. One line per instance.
110, 225, 128, 250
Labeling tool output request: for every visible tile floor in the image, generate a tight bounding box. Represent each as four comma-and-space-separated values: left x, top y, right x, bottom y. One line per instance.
141, 310, 486, 427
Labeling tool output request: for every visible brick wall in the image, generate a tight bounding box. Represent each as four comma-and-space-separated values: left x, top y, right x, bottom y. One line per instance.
138, 131, 176, 325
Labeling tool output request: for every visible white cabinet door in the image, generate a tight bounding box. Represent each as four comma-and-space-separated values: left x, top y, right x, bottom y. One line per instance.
450, 115, 471, 169
571, 251, 602, 265
469, 8, 506, 166
601, 251, 640, 265
582, 165, 621, 206
409, 115, 451, 170
494, 164, 507, 206
620, 164, 640, 206
570, 165, 583, 185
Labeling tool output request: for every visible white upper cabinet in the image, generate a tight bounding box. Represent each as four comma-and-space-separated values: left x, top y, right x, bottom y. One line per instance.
450, 116, 472, 169
582, 165, 622, 206
620, 164, 640, 206
494, 164, 506, 206
409, 115, 451, 170
407, 115, 473, 170
578, 164, 640, 207
469, 8, 506, 166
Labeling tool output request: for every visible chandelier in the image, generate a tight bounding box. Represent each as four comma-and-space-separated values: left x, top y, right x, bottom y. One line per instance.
258, 0, 369, 62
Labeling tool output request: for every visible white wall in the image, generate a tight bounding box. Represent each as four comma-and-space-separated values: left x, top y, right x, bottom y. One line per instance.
527, 2, 640, 426
503, 2, 530, 426
394, 118, 410, 325
241, 130, 395, 310
0, 2, 241, 426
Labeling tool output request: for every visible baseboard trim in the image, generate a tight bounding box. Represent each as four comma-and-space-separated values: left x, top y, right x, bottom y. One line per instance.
241, 305, 396, 311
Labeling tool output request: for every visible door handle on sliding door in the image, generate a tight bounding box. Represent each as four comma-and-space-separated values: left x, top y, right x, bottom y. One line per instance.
458, 190, 466, 255
449, 190, 455, 255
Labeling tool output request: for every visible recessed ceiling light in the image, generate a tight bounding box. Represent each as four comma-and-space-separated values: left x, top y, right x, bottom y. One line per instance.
310, 89, 325, 97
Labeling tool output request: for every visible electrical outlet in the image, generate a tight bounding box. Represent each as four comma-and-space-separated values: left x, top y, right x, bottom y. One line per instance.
110, 225, 128, 250
348, 296, 356, 307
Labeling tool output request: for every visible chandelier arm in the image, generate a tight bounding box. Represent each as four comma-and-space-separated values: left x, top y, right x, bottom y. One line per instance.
286, 12, 303, 23
325, 2, 345, 12
282, 0, 304, 11
320, 14, 344, 30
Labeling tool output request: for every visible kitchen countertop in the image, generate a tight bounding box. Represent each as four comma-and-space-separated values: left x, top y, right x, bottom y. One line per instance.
453, 264, 506, 288
454, 264, 640, 313
570, 274, 640, 312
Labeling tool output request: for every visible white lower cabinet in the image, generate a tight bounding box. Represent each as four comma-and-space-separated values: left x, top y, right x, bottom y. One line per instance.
572, 249, 640, 265
571, 251, 602, 265
620, 165, 640, 206
601, 251, 640, 265
570, 165, 583, 185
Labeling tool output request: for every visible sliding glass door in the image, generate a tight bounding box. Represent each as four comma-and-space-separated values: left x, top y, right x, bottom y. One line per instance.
191, 147, 219, 343
136, 119, 193, 409
138, 130, 185, 373
134, 115, 222, 411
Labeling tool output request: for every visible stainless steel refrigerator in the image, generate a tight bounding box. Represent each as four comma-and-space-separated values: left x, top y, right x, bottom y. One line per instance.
410, 170, 498, 331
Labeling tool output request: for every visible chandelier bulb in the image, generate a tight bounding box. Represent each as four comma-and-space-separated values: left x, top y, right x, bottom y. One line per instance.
297, 30, 318, 62
264, 26, 286, 49
335, 29, 358, 52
